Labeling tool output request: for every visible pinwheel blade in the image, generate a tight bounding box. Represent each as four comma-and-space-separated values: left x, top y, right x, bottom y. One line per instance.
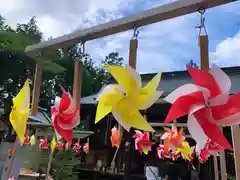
10, 79, 30, 144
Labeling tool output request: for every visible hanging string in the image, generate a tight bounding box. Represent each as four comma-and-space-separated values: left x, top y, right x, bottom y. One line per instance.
195, 8, 207, 36
131, 27, 139, 40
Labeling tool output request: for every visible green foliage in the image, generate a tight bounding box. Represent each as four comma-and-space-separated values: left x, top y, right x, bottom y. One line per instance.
0, 14, 123, 111
51, 150, 78, 180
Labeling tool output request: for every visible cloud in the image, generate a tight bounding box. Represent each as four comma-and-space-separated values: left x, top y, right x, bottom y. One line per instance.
0, 0, 240, 72
211, 31, 240, 67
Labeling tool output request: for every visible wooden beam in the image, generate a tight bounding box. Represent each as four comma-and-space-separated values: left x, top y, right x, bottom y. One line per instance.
149, 122, 187, 127
25, 0, 238, 57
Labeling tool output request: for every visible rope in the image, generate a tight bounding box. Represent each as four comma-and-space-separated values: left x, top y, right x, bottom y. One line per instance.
195, 8, 208, 36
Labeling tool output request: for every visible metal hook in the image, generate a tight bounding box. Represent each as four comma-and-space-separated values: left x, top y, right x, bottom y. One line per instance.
79, 41, 86, 59
195, 8, 207, 36
132, 27, 139, 39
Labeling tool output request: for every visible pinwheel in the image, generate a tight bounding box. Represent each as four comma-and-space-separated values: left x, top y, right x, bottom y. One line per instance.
39, 137, 48, 150
132, 130, 153, 155
9, 177, 14, 180
176, 141, 195, 161
30, 135, 36, 145
73, 142, 80, 153
9, 79, 30, 144
51, 85, 80, 144
95, 65, 163, 132
51, 137, 56, 151
24, 136, 30, 145
161, 124, 185, 153
83, 143, 89, 154
56, 141, 64, 150
197, 139, 224, 163
157, 145, 181, 160
110, 126, 121, 148
157, 145, 172, 159
164, 64, 240, 150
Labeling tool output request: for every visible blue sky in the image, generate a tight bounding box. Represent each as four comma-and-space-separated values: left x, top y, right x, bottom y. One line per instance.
0, 0, 240, 73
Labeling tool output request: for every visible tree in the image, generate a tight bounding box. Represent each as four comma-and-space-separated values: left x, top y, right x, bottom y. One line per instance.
186, 60, 198, 68
0, 14, 124, 112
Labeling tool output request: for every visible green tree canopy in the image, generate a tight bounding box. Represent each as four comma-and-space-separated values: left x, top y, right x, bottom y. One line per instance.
0, 15, 124, 111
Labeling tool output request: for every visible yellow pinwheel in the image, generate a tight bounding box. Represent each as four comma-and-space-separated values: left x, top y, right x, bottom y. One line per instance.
30, 135, 36, 145
95, 65, 163, 132
177, 141, 195, 161
51, 136, 56, 152
9, 79, 30, 144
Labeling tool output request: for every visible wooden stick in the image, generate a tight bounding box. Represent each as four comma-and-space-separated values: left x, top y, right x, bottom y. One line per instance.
45, 136, 56, 180
199, 35, 209, 70
7, 143, 17, 179
123, 38, 138, 180
199, 35, 216, 180
31, 64, 42, 115
128, 39, 138, 69
231, 125, 240, 180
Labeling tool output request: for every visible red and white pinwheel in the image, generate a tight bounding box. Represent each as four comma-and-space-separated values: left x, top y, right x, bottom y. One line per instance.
39, 137, 48, 150
9, 177, 15, 180
157, 145, 181, 160
83, 143, 89, 154
197, 139, 224, 163
164, 64, 240, 150
56, 141, 64, 150
132, 130, 153, 155
73, 142, 81, 153
51, 85, 80, 144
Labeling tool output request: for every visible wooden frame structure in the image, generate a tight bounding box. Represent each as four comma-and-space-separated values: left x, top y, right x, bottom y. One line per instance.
24, 0, 240, 179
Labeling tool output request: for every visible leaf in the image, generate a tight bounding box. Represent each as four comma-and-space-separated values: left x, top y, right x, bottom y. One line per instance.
41, 61, 66, 74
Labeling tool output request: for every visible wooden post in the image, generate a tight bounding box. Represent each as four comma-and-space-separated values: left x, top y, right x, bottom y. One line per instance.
31, 64, 42, 115
219, 151, 227, 180
231, 125, 240, 180
123, 38, 138, 180
199, 35, 217, 180
199, 35, 209, 70
128, 39, 138, 69
72, 58, 83, 109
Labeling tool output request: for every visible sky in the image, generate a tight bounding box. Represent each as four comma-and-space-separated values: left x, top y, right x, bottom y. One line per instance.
0, 0, 240, 73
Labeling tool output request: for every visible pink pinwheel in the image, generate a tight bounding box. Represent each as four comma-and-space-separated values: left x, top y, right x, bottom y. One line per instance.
164, 64, 240, 150
73, 142, 81, 153
197, 139, 224, 163
83, 143, 89, 154
132, 130, 153, 155
39, 137, 48, 150
51, 85, 80, 144
9, 177, 14, 180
